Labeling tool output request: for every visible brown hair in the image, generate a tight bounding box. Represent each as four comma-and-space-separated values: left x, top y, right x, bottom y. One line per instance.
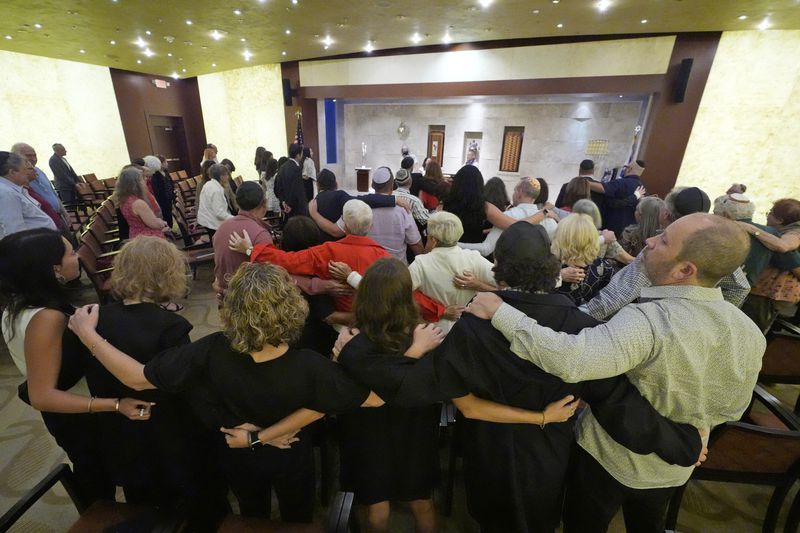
771, 198, 800, 226
424, 161, 443, 182
221, 262, 308, 353
354, 258, 419, 355
677, 214, 750, 286
111, 236, 187, 302
562, 177, 591, 208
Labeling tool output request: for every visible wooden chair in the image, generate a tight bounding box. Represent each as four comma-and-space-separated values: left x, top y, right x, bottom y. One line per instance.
0, 464, 187, 533
75, 182, 103, 209
82, 173, 98, 183
217, 491, 356, 533
177, 169, 188, 179
103, 177, 117, 190
89, 180, 109, 199
170, 171, 182, 182
760, 320, 800, 413
177, 181, 196, 207
77, 244, 113, 302
666, 387, 800, 533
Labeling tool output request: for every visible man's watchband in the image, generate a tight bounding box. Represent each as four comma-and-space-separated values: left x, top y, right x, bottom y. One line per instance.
247, 430, 262, 449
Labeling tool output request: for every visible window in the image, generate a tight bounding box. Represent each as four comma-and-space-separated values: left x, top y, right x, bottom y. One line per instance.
499, 126, 524, 173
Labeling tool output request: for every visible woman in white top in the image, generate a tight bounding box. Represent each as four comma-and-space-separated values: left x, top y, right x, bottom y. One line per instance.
301, 147, 317, 202
197, 163, 234, 234
0, 228, 153, 504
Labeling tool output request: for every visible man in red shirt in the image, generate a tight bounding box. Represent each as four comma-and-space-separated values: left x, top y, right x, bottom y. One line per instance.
229, 199, 449, 322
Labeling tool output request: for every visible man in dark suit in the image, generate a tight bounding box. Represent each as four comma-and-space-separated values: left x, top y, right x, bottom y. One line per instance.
48, 143, 80, 204
555, 159, 605, 211
273, 143, 308, 219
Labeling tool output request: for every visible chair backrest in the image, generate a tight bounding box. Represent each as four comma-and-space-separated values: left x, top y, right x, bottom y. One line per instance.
698, 421, 800, 478
104, 177, 117, 189
760, 334, 800, 382
177, 170, 188, 179
83, 173, 98, 183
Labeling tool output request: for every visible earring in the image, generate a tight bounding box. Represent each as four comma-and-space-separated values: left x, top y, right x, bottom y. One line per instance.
55, 272, 66, 284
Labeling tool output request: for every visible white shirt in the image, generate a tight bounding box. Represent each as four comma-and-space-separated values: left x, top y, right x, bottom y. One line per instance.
409, 246, 495, 333
459, 203, 556, 257
196, 179, 233, 230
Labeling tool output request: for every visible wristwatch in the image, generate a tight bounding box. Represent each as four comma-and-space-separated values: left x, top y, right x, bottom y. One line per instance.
247, 430, 262, 449
245, 246, 253, 257
753, 231, 761, 237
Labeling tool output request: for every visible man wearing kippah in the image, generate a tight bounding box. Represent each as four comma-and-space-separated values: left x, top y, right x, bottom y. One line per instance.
393, 168, 430, 228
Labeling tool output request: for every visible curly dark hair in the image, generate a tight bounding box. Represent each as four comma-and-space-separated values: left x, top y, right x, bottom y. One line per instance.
493, 255, 561, 293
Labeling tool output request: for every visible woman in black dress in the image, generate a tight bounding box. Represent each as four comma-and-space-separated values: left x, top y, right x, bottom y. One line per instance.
69, 261, 379, 521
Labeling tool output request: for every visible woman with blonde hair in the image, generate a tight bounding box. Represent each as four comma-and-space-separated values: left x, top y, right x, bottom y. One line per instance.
69, 261, 379, 521
551, 213, 613, 305
572, 199, 635, 266
113, 166, 169, 239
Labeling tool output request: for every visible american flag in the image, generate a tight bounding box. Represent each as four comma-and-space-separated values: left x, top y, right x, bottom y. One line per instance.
294, 110, 304, 145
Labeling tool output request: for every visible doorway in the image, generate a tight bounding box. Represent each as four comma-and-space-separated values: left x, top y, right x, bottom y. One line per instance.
147, 115, 191, 175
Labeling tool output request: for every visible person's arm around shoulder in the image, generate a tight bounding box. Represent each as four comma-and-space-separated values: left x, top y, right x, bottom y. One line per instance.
584, 252, 650, 320
310, 199, 345, 238
739, 222, 800, 254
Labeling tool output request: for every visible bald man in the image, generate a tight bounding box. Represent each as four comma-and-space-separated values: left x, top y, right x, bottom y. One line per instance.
468, 213, 765, 532
49, 143, 81, 204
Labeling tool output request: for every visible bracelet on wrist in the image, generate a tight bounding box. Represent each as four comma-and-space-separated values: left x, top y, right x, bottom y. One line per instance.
88, 337, 107, 357
114, 398, 120, 413
88, 396, 96, 414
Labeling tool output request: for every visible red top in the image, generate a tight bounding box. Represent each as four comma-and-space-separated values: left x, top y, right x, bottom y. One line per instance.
420, 190, 439, 210
251, 234, 445, 321
26, 187, 65, 230
120, 196, 165, 240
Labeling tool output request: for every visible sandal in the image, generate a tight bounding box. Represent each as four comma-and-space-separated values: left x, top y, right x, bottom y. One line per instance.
160, 302, 185, 312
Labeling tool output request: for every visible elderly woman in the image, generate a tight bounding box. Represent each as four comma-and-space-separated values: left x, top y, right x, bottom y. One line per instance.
113, 166, 169, 240
620, 196, 665, 257
196, 163, 234, 235
145, 155, 174, 228
551, 213, 614, 305
69, 261, 380, 520
572, 199, 635, 266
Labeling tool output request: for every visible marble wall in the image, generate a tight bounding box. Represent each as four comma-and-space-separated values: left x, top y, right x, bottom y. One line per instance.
0, 50, 129, 180
678, 30, 800, 222
331, 100, 642, 196
197, 63, 286, 181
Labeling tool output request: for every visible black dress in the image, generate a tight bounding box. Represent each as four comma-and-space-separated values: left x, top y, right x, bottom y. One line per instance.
556, 258, 614, 306
337, 335, 440, 505
143, 332, 368, 520
339, 291, 702, 533
85, 302, 222, 518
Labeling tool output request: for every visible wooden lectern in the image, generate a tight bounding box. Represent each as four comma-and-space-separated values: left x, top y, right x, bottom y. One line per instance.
356, 167, 371, 192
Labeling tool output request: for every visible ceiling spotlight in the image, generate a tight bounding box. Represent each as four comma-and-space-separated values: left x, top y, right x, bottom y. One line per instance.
442, 33, 452, 44
322, 35, 333, 46
79, 49, 86, 54
532, 9, 540, 14
364, 41, 374, 52
210, 29, 223, 40
738, 15, 748, 20
640, 19, 647, 24
324, 45, 329, 50
212, 63, 216, 67
145, 30, 151, 35
135, 36, 147, 47
758, 17, 771, 30
556, 23, 564, 28
233, 9, 242, 15
479, 0, 493, 8
34, 23, 43, 29
110, 40, 116, 44
4, 35, 12, 40
619, 95, 623, 98
167, 52, 172, 56
182, 68, 186, 72
552, 0, 559, 3
595, 0, 612, 12
185, 20, 192, 25
137, 59, 142, 64
292, 0, 298, 4
282, 50, 287, 55
143, 48, 155, 57
285, 29, 291, 35
411, 32, 422, 44
172, 72, 179, 79
243, 49, 253, 61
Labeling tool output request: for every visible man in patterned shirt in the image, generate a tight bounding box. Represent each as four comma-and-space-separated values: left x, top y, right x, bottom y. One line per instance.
466, 213, 765, 532
584, 186, 750, 320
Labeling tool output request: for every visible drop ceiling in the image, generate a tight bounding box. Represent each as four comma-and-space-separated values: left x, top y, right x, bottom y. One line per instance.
2, 0, 799, 79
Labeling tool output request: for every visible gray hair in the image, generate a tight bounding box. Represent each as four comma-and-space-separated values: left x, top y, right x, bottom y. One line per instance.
515, 179, 539, 201
112, 166, 146, 203
427, 211, 464, 247
209, 163, 230, 182
572, 199, 602, 229
0, 152, 25, 177
342, 199, 373, 236
713, 194, 755, 221
10, 143, 31, 155
636, 196, 666, 240
143, 155, 161, 174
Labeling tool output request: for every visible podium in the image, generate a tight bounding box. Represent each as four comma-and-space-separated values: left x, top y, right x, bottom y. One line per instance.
356, 167, 371, 192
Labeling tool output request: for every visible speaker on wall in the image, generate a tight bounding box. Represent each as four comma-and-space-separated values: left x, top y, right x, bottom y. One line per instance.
673, 58, 694, 103
282, 78, 293, 106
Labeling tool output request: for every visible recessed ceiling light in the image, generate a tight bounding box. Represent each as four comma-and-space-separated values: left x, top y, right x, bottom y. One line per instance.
143, 48, 155, 57
137, 59, 142, 64
364, 41, 374, 52
4, 35, 12, 40
532, 9, 540, 14
292, 0, 298, 4
210, 29, 223, 40
34, 23, 43, 29
322, 35, 334, 46
556, 23, 564, 28
552, 0, 559, 3
479, 0, 493, 8
619, 95, 623, 98
212, 63, 216, 67
285, 29, 291, 35
167, 52, 172, 56
145, 30, 151, 35
172, 72, 179, 79
640, 19, 648, 24
233, 9, 242, 15
324, 45, 329, 50
442, 33, 452, 44
595, 0, 612, 12
110, 40, 116, 44
185, 20, 192, 25
243, 49, 253, 61
758, 18, 770, 30
182, 68, 186, 72
738, 15, 748, 20
411, 32, 422, 44
135, 37, 147, 47
332, 99, 336, 102
79, 49, 86, 54
282, 50, 287, 55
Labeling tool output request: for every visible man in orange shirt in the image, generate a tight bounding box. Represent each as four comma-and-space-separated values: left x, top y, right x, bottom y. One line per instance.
229, 199, 452, 322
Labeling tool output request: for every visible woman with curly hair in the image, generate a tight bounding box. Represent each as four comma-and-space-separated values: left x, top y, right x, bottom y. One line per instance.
68, 261, 378, 522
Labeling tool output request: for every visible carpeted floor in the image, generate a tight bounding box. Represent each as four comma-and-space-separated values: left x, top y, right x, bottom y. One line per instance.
0, 264, 796, 532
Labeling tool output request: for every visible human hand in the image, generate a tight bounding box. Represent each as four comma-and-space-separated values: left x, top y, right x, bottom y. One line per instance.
68, 304, 101, 340
228, 229, 253, 255
543, 395, 579, 424
634, 185, 646, 199
321, 280, 353, 297
544, 202, 555, 211
696, 427, 709, 467
443, 304, 466, 321
265, 430, 301, 449
395, 197, 412, 213
235, 422, 262, 432
328, 261, 353, 282
220, 426, 249, 448
282, 201, 292, 214
545, 209, 560, 221
453, 271, 480, 290
465, 292, 503, 319
407, 324, 445, 358
600, 229, 617, 243
118, 398, 155, 421
332, 327, 360, 360
560, 266, 586, 283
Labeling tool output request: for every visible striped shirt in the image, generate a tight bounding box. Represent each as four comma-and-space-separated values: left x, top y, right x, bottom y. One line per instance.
492, 284, 765, 489
584, 252, 750, 320
394, 187, 430, 226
